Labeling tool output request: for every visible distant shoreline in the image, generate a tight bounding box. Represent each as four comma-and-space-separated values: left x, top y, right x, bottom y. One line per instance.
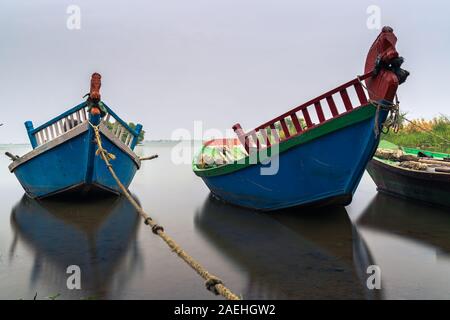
0, 140, 208, 146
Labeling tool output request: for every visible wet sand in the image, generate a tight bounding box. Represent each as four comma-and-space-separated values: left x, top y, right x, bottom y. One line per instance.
1, 142, 450, 299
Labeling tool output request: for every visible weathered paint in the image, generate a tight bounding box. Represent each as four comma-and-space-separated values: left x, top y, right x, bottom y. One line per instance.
231, 73, 373, 155
367, 144, 450, 208
29, 102, 88, 138
130, 124, 143, 149
194, 104, 379, 178
24, 121, 38, 149
367, 159, 450, 208
85, 113, 101, 184
192, 28, 406, 211
10, 123, 140, 199
364, 26, 400, 102
25, 101, 140, 151
194, 108, 388, 211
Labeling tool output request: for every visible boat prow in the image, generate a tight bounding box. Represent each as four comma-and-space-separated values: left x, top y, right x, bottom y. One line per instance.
193, 27, 409, 211
8, 73, 144, 199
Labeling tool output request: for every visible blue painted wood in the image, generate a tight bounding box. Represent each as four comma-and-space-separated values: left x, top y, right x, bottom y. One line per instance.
102, 103, 139, 137
28, 101, 139, 146
130, 124, 143, 150
85, 114, 101, 184
12, 123, 140, 199
30, 102, 87, 134
13, 133, 90, 197
24, 121, 38, 149
199, 110, 388, 211
92, 136, 138, 193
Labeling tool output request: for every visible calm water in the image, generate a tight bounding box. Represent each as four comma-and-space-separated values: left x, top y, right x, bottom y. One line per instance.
1, 142, 450, 300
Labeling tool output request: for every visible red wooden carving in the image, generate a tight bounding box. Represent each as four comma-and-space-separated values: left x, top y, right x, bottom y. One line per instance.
364, 26, 400, 102
89, 73, 102, 102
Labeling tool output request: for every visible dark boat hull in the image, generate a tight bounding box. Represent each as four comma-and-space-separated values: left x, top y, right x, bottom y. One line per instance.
367, 158, 450, 208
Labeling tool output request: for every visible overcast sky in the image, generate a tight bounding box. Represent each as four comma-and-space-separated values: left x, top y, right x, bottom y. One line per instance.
1, 0, 449, 143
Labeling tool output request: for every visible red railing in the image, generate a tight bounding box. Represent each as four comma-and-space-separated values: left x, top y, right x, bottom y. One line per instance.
232, 72, 372, 153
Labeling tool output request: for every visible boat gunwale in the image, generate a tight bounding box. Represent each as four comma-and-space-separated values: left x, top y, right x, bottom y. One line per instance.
9, 122, 141, 172
98, 122, 141, 168
193, 103, 378, 178
30, 101, 140, 139
401, 146, 450, 159
370, 157, 450, 179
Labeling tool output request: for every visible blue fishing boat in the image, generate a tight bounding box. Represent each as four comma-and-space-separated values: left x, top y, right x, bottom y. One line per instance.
193, 27, 409, 211
8, 73, 144, 199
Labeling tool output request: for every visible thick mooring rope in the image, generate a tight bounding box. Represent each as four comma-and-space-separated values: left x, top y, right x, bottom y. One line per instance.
89, 122, 240, 300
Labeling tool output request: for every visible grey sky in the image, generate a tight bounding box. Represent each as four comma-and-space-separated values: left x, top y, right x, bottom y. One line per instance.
1, 0, 449, 143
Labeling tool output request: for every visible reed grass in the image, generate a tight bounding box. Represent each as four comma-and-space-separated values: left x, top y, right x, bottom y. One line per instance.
383, 115, 450, 153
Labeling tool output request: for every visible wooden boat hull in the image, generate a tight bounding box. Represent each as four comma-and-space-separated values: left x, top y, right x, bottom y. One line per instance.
9, 122, 140, 199
193, 28, 407, 212
367, 158, 450, 208
196, 106, 388, 211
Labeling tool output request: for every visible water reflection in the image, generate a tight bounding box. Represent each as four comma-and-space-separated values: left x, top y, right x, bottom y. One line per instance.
195, 196, 379, 299
9, 194, 141, 299
358, 193, 450, 254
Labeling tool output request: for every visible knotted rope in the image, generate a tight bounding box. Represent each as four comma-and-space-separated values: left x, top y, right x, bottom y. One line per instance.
370, 98, 401, 137
356, 76, 401, 137
357, 76, 450, 144
88, 122, 240, 300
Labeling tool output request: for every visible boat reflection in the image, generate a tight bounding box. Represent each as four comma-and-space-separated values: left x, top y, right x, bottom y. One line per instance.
357, 193, 450, 254
9, 194, 141, 299
195, 196, 380, 299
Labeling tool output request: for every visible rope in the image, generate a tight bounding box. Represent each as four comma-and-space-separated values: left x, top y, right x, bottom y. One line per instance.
88, 122, 240, 300
357, 76, 401, 137
370, 98, 401, 137
357, 76, 450, 144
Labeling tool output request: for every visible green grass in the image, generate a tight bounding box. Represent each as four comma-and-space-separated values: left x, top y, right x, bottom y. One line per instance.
378, 140, 399, 149
383, 115, 450, 153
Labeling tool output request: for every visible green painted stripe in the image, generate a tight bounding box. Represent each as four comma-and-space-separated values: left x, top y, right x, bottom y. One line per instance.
377, 140, 450, 159
402, 147, 450, 159
193, 103, 377, 177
